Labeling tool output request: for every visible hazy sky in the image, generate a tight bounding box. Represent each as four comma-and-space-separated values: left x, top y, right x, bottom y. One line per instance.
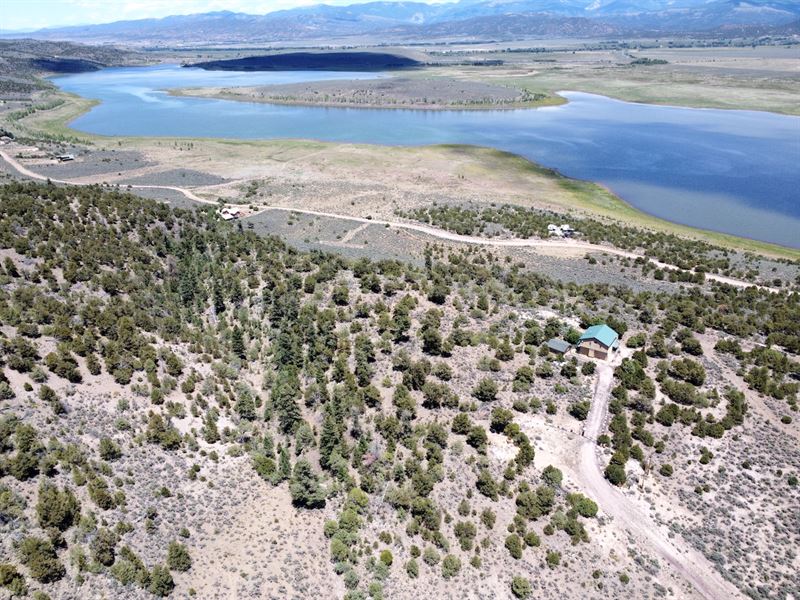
2, 0, 451, 31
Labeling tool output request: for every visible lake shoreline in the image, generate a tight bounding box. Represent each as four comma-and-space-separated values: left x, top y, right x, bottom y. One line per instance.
6, 81, 799, 260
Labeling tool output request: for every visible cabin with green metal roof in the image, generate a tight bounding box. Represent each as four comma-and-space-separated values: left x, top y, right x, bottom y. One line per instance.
577, 324, 619, 360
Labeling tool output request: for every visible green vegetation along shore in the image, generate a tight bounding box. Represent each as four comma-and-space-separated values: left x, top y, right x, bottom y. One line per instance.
4, 90, 798, 262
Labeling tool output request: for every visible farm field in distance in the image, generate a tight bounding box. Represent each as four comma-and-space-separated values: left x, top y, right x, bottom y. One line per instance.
174, 44, 800, 115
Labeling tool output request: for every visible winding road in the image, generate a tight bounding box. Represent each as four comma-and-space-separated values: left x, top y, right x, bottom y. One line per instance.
578, 353, 743, 600
2, 147, 751, 598
0, 148, 775, 293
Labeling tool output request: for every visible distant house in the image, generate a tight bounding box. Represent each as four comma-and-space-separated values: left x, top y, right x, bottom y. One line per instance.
547, 338, 572, 355
218, 206, 241, 221
547, 223, 576, 238
576, 324, 619, 360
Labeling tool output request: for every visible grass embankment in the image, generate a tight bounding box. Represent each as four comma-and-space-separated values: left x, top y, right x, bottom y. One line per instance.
5, 91, 798, 261
5, 91, 100, 143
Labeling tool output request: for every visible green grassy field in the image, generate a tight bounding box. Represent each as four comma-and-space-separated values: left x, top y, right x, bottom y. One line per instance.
9, 92, 100, 142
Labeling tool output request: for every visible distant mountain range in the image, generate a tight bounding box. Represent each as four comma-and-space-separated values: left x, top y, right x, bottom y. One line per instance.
4, 0, 800, 44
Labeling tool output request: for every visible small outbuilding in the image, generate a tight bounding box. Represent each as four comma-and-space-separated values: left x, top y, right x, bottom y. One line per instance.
547, 223, 576, 238
576, 324, 619, 361
218, 206, 241, 221
547, 338, 572, 355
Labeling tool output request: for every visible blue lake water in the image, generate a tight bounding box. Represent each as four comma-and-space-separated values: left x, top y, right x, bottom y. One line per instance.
53, 64, 800, 248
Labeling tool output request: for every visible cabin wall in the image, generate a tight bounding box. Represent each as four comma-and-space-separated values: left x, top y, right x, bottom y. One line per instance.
577, 339, 609, 360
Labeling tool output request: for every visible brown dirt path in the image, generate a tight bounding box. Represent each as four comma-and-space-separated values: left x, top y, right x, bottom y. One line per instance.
575, 352, 744, 600
0, 147, 776, 293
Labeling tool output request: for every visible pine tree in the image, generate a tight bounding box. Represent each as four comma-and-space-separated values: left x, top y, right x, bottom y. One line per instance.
213, 285, 225, 314
273, 368, 302, 434
235, 391, 256, 421
289, 459, 326, 509
319, 411, 341, 471
231, 326, 246, 359
262, 432, 275, 459
178, 265, 196, 306
277, 445, 291, 482
230, 281, 244, 306
353, 334, 375, 387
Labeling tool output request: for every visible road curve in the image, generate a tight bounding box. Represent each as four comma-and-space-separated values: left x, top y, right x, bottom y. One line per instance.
0, 150, 208, 203
1, 147, 751, 598
581, 358, 743, 600
0, 149, 775, 293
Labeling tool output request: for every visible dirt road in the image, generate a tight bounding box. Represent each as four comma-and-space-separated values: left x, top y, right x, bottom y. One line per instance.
0, 148, 775, 293
577, 354, 743, 600
0, 149, 208, 203
3, 147, 750, 597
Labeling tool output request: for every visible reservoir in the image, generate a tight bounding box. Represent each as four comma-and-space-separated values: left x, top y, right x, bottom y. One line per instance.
53, 64, 800, 248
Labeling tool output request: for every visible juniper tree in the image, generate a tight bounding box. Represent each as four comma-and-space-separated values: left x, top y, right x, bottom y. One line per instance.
148, 564, 174, 597
419, 309, 443, 355
472, 378, 498, 402
91, 528, 117, 566
166, 541, 191, 572
391, 301, 413, 342
18, 537, 64, 583
99, 437, 122, 461
505, 534, 523, 559
35, 481, 80, 531
511, 576, 532, 599
202, 412, 220, 444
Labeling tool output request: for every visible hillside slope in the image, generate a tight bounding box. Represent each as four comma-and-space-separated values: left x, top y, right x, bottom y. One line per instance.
0, 183, 797, 599
0, 39, 142, 99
